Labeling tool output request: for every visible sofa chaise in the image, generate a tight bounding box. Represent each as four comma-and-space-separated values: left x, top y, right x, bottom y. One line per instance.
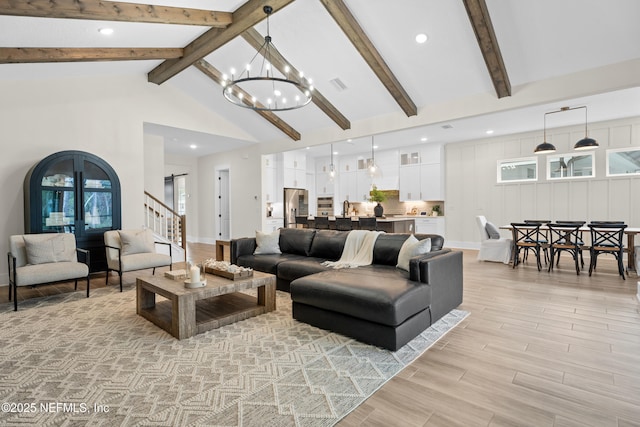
231, 228, 463, 350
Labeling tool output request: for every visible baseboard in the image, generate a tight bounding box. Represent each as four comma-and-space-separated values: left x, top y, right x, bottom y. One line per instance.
446, 241, 480, 250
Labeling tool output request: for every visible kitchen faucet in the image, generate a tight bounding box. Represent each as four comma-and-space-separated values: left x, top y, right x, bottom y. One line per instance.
342, 199, 350, 217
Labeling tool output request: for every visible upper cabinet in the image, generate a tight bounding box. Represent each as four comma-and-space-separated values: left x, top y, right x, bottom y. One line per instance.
282, 151, 306, 188
24, 150, 121, 272
398, 143, 444, 201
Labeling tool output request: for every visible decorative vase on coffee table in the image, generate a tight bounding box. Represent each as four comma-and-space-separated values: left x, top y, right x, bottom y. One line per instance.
374, 203, 384, 218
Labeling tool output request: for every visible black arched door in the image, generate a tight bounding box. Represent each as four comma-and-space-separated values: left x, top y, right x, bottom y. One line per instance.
25, 150, 121, 272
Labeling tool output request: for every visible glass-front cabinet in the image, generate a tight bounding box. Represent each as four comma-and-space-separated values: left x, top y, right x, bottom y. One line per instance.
24, 151, 121, 272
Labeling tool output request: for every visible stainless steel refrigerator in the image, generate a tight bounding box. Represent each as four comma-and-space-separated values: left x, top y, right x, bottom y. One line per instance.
284, 188, 309, 228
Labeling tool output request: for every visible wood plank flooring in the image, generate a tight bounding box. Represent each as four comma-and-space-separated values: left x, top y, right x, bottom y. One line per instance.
3, 243, 639, 426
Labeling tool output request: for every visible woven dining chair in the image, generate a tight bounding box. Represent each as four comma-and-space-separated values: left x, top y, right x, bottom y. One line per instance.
588, 223, 627, 280
547, 222, 585, 275
510, 222, 545, 271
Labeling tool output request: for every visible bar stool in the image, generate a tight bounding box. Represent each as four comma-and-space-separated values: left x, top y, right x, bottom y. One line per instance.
358, 217, 377, 231
335, 217, 353, 231
295, 216, 309, 229
314, 216, 330, 230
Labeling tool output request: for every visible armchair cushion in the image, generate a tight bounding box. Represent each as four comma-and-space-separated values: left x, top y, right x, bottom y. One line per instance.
16, 262, 89, 287
118, 229, 155, 255
23, 234, 77, 265
485, 221, 501, 239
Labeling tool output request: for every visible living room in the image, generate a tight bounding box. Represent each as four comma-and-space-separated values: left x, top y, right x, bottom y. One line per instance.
1, 1, 640, 425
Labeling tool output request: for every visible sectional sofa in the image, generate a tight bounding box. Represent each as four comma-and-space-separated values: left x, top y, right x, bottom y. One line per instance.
230, 228, 463, 350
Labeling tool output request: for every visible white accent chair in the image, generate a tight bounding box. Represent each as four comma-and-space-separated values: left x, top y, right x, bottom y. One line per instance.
7, 233, 90, 311
104, 229, 172, 291
476, 215, 512, 264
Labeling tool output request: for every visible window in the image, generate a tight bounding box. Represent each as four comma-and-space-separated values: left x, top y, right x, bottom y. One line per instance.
547, 153, 594, 179
497, 157, 537, 183
606, 147, 640, 176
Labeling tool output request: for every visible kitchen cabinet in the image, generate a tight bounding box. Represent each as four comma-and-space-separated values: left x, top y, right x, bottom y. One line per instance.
338, 170, 357, 202
356, 170, 373, 202
415, 217, 445, 237
399, 164, 421, 201
315, 159, 335, 196
420, 163, 444, 200
282, 151, 307, 188
24, 150, 121, 272
264, 218, 284, 232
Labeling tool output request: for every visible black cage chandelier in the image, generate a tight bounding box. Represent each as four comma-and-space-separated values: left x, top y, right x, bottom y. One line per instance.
221, 5, 313, 111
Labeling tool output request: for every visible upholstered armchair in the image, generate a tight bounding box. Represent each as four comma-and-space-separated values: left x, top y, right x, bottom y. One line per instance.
104, 229, 172, 291
7, 233, 90, 311
476, 215, 512, 264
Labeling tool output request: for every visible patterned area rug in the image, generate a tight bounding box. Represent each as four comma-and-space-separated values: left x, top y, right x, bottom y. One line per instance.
0, 283, 468, 426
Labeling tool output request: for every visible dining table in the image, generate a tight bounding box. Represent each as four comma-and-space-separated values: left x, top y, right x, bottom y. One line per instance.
499, 224, 640, 271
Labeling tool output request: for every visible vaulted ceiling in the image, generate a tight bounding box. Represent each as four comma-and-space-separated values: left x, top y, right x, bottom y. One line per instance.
1, 0, 639, 157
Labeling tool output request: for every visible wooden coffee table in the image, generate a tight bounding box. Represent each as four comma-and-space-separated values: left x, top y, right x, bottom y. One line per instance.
136, 271, 276, 339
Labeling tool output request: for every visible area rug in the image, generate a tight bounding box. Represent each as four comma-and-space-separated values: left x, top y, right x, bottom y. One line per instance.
0, 283, 468, 426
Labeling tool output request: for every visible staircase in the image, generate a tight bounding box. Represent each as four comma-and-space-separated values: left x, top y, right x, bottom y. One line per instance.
144, 191, 186, 262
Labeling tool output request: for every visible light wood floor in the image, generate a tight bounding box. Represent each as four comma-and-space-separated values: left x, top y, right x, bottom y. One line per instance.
4, 244, 639, 426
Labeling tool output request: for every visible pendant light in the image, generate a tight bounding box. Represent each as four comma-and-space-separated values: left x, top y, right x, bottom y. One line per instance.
573, 106, 599, 150
368, 136, 382, 180
534, 106, 599, 154
327, 144, 336, 182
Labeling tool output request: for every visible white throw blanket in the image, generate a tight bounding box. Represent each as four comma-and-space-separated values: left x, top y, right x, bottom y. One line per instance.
322, 230, 383, 269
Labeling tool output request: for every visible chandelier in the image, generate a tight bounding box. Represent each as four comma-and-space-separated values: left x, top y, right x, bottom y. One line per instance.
221, 5, 313, 111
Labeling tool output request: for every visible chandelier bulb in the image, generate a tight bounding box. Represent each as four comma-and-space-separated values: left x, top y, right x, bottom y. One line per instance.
284, 65, 290, 74
299, 71, 304, 78
282, 98, 287, 104
274, 89, 281, 96
267, 98, 272, 105
230, 67, 236, 76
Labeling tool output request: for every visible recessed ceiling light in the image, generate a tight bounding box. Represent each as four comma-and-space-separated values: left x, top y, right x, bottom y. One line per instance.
415, 33, 428, 44
420, 137, 428, 142
486, 130, 494, 134
306, 146, 310, 150
373, 145, 379, 149
98, 28, 114, 35
190, 144, 197, 149
347, 139, 352, 142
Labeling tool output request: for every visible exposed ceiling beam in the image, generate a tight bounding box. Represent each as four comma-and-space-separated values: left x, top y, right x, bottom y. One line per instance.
241, 28, 351, 130
462, 0, 511, 98
0, 47, 183, 63
148, 0, 295, 85
195, 59, 301, 141
319, 0, 417, 117
0, 0, 232, 27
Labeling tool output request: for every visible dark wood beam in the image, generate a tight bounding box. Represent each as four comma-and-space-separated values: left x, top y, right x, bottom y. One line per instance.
195, 59, 301, 141
148, 0, 295, 85
241, 28, 350, 130
0, 47, 183, 63
462, 0, 511, 98
319, 0, 417, 117
0, 0, 232, 27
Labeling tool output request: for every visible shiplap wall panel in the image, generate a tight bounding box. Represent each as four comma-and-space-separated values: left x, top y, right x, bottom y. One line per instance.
444, 116, 640, 246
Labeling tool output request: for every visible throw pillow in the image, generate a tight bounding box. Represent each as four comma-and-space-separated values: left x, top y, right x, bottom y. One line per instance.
254, 229, 282, 255
24, 234, 76, 265
119, 230, 155, 255
485, 221, 501, 239
396, 235, 432, 271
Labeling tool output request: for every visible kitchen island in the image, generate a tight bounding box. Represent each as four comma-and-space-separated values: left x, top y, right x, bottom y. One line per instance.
307, 216, 414, 233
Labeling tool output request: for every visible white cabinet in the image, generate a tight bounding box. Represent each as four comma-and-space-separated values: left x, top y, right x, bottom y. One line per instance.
399, 164, 421, 201
338, 170, 357, 202
282, 151, 307, 188
263, 166, 277, 202
315, 158, 335, 196
356, 170, 373, 202
264, 218, 284, 232
420, 163, 444, 200
415, 217, 445, 237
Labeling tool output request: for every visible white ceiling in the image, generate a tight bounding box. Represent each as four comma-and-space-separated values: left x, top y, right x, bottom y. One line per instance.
1, 0, 639, 159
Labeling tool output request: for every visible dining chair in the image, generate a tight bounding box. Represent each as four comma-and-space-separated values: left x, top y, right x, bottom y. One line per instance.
547, 223, 585, 275
313, 216, 330, 230
475, 215, 512, 264
524, 220, 551, 264
588, 223, 627, 280
553, 221, 586, 268
510, 222, 545, 271
295, 216, 309, 229
335, 217, 353, 231
359, 217, 377, 231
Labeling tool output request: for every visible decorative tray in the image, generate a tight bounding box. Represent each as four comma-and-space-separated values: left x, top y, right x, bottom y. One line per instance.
203, 259, 253, 280
205, 267, 253, 280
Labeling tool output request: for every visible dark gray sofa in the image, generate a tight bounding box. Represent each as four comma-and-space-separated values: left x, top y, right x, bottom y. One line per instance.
230, 228, 463, 350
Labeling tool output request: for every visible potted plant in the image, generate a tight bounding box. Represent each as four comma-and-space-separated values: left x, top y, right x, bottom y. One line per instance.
431, 204, 441, 216
369, 185, 387, 217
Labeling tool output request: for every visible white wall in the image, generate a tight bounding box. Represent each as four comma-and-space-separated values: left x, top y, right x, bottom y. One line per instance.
197, 145, 262, 243
0, 74, 254, 285
445, 116, 640, 248
143, 134, 165, 200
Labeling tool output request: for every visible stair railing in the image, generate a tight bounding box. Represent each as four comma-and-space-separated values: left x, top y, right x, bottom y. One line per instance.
143, 191, 186, 252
